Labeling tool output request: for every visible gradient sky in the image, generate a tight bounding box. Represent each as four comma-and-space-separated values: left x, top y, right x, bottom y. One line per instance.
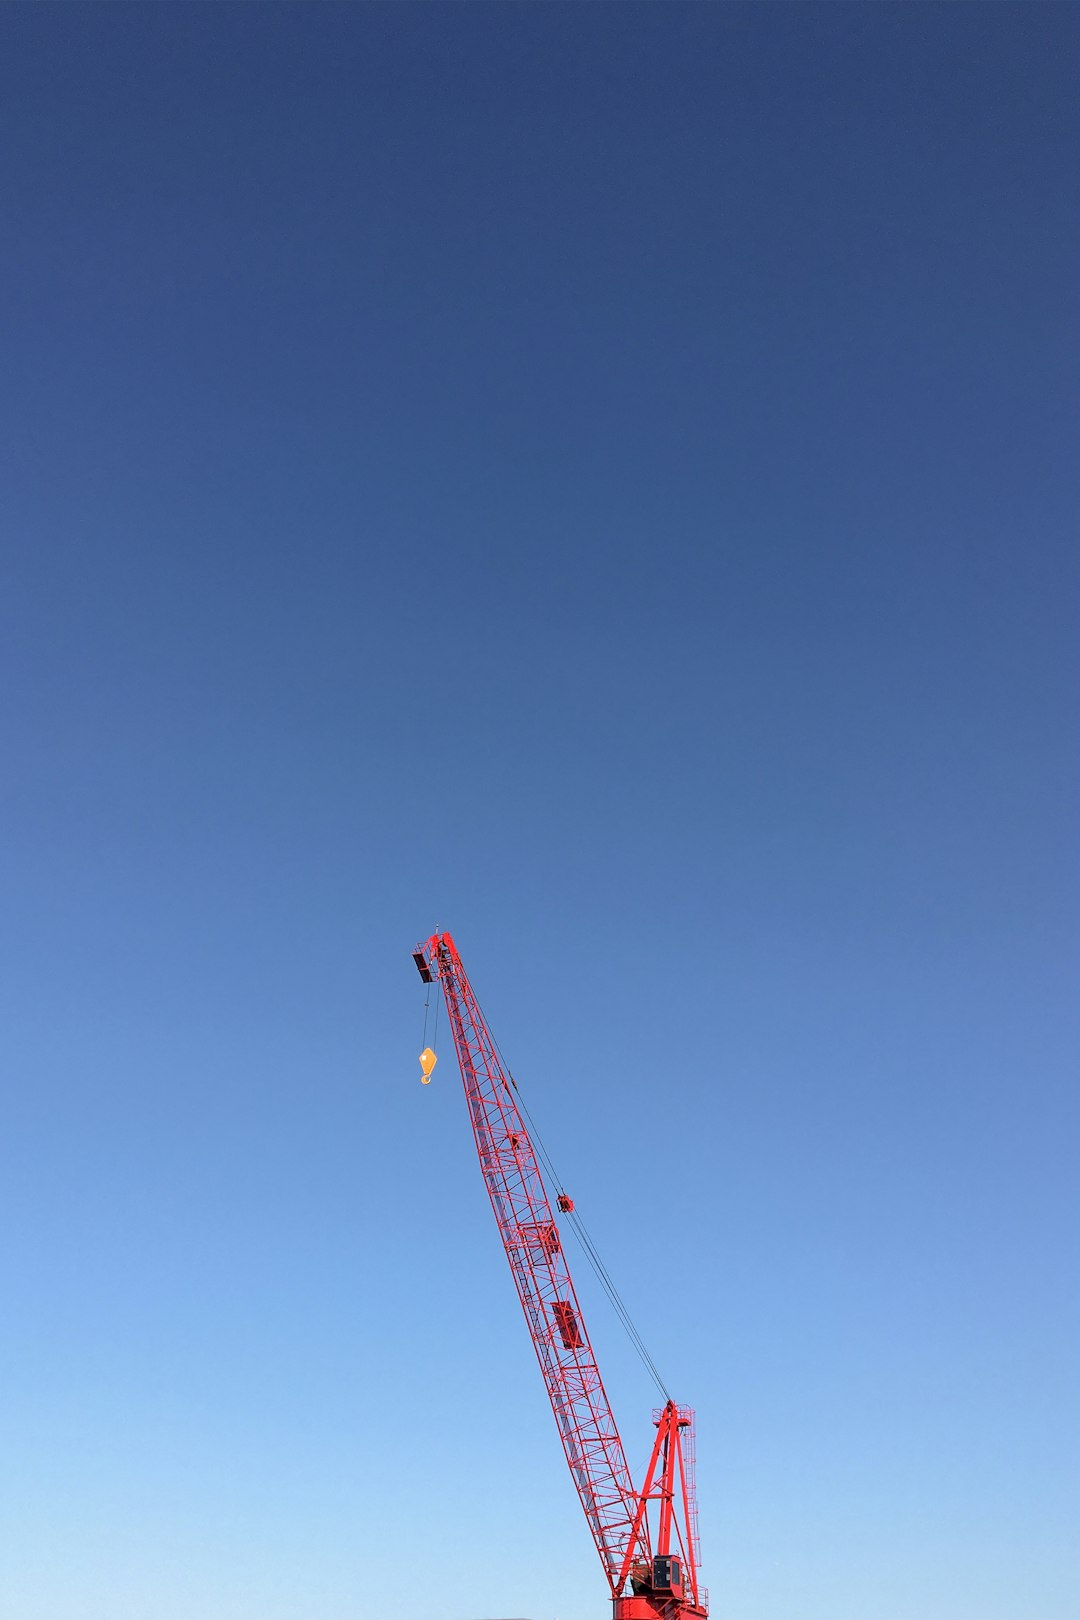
1, 7, 1077, 1620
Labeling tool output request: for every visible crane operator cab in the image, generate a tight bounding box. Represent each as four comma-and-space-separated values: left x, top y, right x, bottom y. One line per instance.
630, 1555, 685, 1601
653, 1555, 685, 1600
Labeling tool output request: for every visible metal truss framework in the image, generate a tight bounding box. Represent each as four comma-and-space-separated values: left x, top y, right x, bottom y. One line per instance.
415, 931, 707, 1620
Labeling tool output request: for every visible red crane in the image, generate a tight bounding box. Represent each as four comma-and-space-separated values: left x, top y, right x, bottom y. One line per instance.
413, 930, 708, 1620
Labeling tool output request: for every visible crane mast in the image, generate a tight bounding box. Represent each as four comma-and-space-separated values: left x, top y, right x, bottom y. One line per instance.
414, 931, 707, 1620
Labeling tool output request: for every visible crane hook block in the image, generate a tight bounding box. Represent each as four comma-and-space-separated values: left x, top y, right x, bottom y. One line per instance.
557, 1193, 575, 1213
419, 1047, 437, 1084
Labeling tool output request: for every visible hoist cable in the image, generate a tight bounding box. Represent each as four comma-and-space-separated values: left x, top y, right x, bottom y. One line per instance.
464, 981, 671, 1403
565, 1204, 671, 1403
514, 1083, 669, 1402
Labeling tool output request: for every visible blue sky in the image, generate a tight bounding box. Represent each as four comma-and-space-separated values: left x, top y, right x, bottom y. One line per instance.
1, 6, 1077, 1620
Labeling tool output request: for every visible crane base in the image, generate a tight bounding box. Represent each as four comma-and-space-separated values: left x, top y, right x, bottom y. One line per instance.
613, 1601, 708, 1619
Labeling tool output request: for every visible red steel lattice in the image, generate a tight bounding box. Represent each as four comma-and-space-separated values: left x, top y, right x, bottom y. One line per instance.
416, 930, 707, 1620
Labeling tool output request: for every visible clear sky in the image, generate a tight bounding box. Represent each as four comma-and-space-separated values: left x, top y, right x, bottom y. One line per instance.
1, 6, 1077, 1620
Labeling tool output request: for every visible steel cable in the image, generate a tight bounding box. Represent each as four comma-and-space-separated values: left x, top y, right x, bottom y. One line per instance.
461, 981, 671, 1402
